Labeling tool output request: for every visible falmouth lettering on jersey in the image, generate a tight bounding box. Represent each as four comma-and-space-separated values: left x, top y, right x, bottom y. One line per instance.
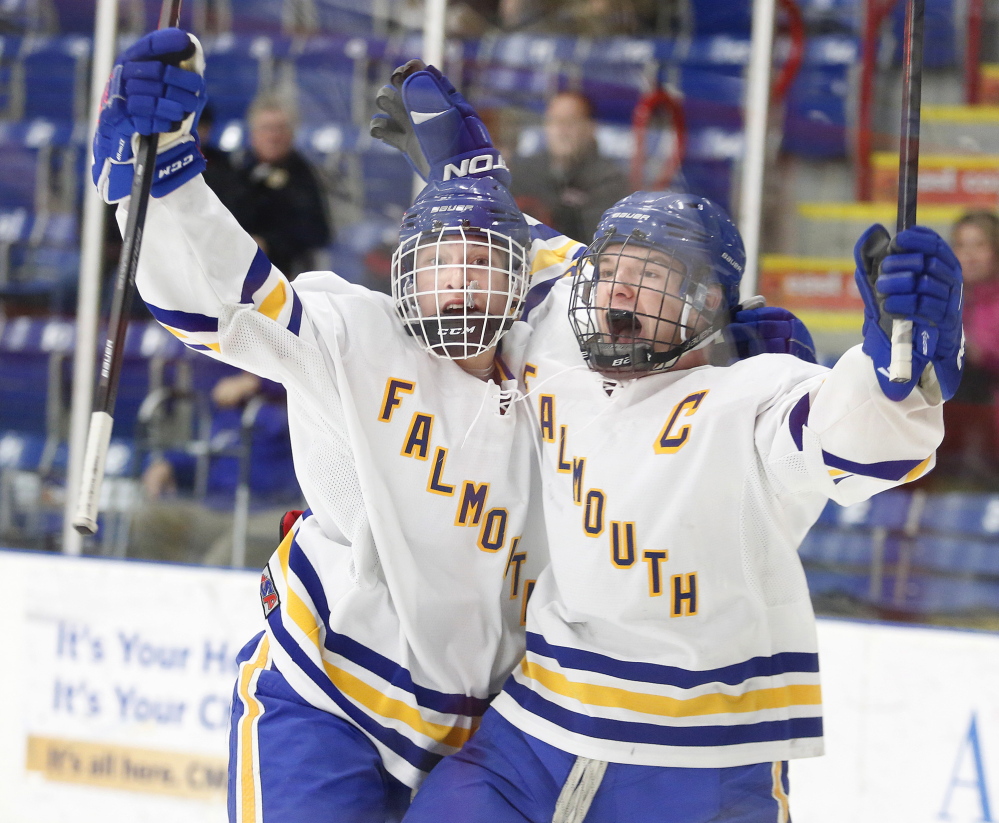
524, 362, 702, 611
377, 376, 530, 574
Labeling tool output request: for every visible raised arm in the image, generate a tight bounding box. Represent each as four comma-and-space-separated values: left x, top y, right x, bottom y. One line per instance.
93, 29, 304, 363
763, 225, 960, 505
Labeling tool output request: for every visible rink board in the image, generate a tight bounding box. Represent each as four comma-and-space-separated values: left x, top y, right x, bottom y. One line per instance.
0, 549, 996, 823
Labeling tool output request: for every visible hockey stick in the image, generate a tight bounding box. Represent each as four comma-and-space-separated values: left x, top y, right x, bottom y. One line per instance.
73, 0, 184, 536
888, 0, 925, 383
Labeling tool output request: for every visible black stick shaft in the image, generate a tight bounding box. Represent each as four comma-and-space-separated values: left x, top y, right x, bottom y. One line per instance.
73, 0, 183, 535
897, 0, 925, 232
888, 0, 925, 383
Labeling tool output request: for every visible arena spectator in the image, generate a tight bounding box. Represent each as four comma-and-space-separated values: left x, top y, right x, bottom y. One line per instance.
933, 209, 999, 484
197, 102, 247, 215
230, 93, 333, 278
508, 90, 631, 242
131, 370, 302, 567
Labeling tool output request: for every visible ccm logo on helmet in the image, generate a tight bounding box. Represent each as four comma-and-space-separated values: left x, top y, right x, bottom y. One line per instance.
158, 153, 196, 179
442, 154, 509, 181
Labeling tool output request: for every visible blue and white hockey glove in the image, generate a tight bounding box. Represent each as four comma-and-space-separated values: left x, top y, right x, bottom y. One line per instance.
724, 297, 817, 364
370, 60, 510, 186
92, 28, 207, 204
854, 223, 965, 401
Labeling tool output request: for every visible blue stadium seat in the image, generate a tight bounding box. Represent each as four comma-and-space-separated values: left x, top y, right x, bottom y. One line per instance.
141, 0, 200, 34
796, 0, 861, 34
229, 0, 285, 34
0, 1, 44, 35
890, 0, 956, 68
822, 489, 915, 532
359, 142, 415, 214
0, 37, 21, 115
911, 535, 999, 577
678, 63, 744, 132
917, 493, 999, 539
781, 36, 856, 159
0, 431, 47, 472
799, 528, 878, 567
50, 0, 102, 33
689, 0, 751, 35
803, 567, 872, 600
19, 36, 91, 122
893, 573, 999, 616
203, 34, 284, 125
312, 0, 378, 36
576, 37, 672, 124
0, 143, 42, 211
291, 36, 365, 127
0, 316, 72, 438
472, 34, 580, 115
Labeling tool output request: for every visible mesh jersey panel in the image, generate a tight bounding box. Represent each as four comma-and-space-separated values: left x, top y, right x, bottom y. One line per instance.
741, 454, 812, 608
217, 303, 369, 553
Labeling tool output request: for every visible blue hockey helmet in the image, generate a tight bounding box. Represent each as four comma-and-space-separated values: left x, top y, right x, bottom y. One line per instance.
568, 191, 746, 374
392, 178, 531, 360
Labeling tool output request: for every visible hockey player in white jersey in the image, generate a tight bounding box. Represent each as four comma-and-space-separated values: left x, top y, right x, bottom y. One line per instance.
381, 69, 961, 823
91, 29, 547, 823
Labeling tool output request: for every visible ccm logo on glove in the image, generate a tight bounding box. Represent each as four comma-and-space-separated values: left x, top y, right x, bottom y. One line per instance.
158, 153, 197, 179
443, 153, 509, 182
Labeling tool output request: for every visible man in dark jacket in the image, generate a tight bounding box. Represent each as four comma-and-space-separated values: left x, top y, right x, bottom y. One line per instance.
232, 93, 333, 278
509, 90, 630, 242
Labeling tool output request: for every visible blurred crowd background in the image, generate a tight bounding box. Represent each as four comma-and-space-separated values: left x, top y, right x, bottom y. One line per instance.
2, 0, 999, 631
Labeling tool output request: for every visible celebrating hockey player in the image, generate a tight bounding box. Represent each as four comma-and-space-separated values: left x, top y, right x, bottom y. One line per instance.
94, 30, 835, 822
378, 66, 962, 822
92, 29, 549, 823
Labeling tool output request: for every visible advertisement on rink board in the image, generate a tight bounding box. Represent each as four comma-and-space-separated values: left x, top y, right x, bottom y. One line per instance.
0, 549, 261, 823
0, 549, 997, 823
792, 618, 999, 822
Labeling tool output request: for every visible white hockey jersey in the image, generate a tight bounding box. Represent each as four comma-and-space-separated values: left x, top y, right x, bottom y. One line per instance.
490, 255, 945, 768
123, 176, 545, 788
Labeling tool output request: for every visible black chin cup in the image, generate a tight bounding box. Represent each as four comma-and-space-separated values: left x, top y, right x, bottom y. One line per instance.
405, 315, 513, 358
580, 337, 663, 372
579, 322, 721, 374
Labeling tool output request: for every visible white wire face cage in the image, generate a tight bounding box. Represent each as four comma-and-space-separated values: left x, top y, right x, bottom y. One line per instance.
568, 236, 725, 374
391, 226, 530, 361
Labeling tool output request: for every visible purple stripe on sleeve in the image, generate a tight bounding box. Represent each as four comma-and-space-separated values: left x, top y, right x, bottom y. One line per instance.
240, 247, 273, 304
788, 393, 810, 452
145, 302, 218, 333
288, 289, 303, 336
821, 450, 925, 482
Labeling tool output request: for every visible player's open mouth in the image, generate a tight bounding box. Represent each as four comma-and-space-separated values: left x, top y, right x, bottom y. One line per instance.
442, 299, 483, 315
606, 309, 641, 342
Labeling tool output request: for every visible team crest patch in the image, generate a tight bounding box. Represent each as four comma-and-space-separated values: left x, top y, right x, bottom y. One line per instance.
260, 564, 281, 618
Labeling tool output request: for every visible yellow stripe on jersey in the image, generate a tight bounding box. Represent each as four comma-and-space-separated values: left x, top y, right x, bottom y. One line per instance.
771, 761, 790, 823
275, 531, 476, 749
161, 324, 188, 340
318, 661, 477, 750
236, 634, 270, 823
258, 279, 288, 321
160, 323, 221, 352
521, 658, 822, 717
531, 241, 580, 278
904, 456, 932, 482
